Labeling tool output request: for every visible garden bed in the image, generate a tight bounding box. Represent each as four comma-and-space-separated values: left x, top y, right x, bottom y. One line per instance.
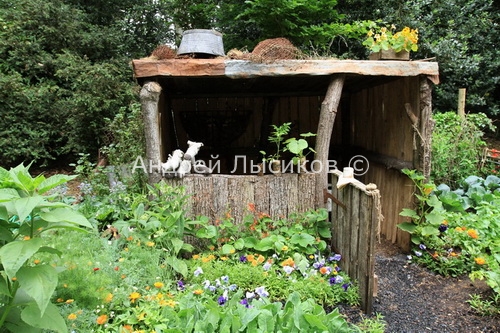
341, 238, 500, 332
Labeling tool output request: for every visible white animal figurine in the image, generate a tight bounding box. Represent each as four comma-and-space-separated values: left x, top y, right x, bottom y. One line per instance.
184, 140, 204, 161
161, 149, 184, 173
177, 159, 192, 178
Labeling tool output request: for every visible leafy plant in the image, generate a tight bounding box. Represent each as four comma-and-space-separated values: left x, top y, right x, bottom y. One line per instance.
0, 163, 92, 332
362, 23, 418, 53
431, 112, 495, 188
260, 122, 291, 162
284, 132, 317, 165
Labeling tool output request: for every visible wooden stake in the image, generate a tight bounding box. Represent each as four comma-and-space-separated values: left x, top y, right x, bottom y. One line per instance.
457, 88, 466, 118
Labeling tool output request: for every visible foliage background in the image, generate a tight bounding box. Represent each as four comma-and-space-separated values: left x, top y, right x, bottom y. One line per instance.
1, 0, 499, 167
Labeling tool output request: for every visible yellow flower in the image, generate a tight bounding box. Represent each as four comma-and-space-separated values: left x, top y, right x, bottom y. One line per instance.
23, 236, 30, 241
137, 312, 147, 321
220, 256, 228, 261
129, 291, 141, 303
65, 299, 74, 304
193, 289, 203, 295
229, 248, 235, 254
192, 254, 200, 260
281, 245, 289, 252
154, 281, 164, 289
33, 259, 40, 265
67, 313, 77, 320
146, 241, 155, 247
474, 257, 486, 265
96, 314, 108, 325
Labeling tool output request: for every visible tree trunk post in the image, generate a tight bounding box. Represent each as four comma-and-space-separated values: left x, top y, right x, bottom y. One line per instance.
140, 81, 163, 184
314, 75, 345, 207
419, 77, 434, 181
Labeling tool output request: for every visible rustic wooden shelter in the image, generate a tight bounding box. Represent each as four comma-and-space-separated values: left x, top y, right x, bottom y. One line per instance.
132, 57, 439, 312
133, 57, 438, 243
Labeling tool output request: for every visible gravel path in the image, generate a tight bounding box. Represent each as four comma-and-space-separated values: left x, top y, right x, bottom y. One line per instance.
340, 241, 500, 332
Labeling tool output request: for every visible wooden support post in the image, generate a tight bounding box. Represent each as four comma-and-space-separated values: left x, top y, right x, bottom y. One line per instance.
314, 75, 345, 207
140, 81, 163, 184
419, 78, 434, 181
457, 88, 466, 118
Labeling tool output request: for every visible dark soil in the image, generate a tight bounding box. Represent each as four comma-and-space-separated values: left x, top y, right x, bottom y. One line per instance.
340, 238, 500, 333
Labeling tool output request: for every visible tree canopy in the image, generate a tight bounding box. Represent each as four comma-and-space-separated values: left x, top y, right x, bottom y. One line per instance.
0, 0, 499, 166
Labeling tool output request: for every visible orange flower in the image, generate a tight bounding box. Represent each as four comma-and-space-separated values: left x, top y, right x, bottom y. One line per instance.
104, 293, 113, 303
67, 313, 77, 320
129, 291, 141, 303
319, 266, 329, 274
121, 325, 133, 332
192, 254, 200, 260
96, 314, 108, 325
247, 254, 255, 262
442, 220, 448, 225
65, 299, 74, 304
193, 289, 203, 295
247, 203, 256, 212
281, 257, 295, 267
33, 259, 40, 265
467, 229, 479, 239
154, 282, 164, 289
474, 257, 486, 265
258, 212, 270, 219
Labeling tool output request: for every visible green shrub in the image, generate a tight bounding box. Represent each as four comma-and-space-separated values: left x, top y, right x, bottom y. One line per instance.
431, 111, 495, 187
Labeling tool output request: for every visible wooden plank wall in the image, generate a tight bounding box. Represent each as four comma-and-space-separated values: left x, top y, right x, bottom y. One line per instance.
330, 170, 380, 314
348, 77, 420, 250
164, 173, 317, 224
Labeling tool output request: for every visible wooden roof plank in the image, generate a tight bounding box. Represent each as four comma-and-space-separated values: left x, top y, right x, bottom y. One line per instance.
132, 59, 439, 81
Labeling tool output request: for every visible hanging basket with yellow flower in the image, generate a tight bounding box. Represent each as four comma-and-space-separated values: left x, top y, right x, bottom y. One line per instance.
363, 24, 419, 60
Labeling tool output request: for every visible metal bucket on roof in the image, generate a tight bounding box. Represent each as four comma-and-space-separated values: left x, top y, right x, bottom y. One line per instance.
177, 29, 225, 56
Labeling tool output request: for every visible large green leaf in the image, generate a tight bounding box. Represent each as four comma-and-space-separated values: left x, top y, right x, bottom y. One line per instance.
37, 174, 76, 195
0, 188, 20, 202
11, 196, 44, 223
221, 244, 235, 255
425, 210, 445, 225
290, 233, 315, 248
21, 302, 67, 332
399, 208, 419, 219
397, 222, 417, 233
17, 265, 58, 316
0, 273, 11, 297
303, 313, 328, 330
165, 256, 188, 277
0, 238, 44, 278
195, 225, 217, 239
170, 238, 184, 256
422, 225, 440, 236
38, 207, 92, 228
